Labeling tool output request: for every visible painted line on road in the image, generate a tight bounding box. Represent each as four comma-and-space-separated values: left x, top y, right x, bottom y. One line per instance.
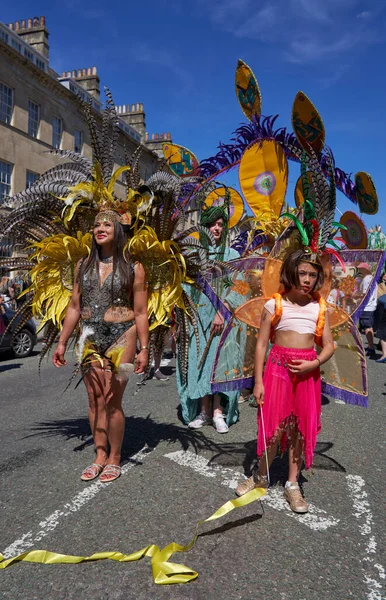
164, 450, 339, 532
2, 446, 153, 559
346, 475, 385, 600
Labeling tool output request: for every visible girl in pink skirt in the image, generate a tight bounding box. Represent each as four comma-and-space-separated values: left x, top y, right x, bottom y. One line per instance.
236, 249, 335, 513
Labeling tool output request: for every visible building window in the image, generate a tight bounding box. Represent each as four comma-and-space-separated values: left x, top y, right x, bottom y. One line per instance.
52, 116, 62, 149
24, 48, 34, 61
0, 160, 13, 204
11, 38, 21, 53
0, 82, 13, 124
26, 170, 39, 188
28, 100, 40, 138
35, 58, 46, 72
0, 30, 9, 43
74, 129, 83, 153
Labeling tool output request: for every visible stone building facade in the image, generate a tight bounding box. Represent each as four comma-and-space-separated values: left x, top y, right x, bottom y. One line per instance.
0, 15, 173, 259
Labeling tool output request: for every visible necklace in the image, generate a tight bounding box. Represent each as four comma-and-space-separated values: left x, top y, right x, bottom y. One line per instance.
100, 256, 113, 264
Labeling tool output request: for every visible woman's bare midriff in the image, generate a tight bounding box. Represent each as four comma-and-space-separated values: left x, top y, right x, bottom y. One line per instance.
103, 306, 134, 323
273, 330, 315, 349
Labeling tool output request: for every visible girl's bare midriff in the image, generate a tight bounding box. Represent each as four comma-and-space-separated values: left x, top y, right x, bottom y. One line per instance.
273, 330, 315, 350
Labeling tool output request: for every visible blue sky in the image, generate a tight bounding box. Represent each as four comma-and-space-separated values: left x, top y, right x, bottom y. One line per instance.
3, 0, 386, 230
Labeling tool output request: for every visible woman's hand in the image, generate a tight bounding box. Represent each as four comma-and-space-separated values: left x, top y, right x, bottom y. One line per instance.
253, 382, 265, 405
135, 349, 149, 374
211, 312, 224, 336
53, 342, 67, 368
288, 359, 319, 375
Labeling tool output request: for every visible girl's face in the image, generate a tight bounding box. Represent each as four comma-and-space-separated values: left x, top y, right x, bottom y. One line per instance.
382, 273, 386, 283
208, 218, 224, 243
94, 219, 115, 246
296, 261, 319, 295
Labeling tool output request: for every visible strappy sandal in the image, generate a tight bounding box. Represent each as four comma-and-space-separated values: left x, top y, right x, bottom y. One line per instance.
99, 464, 121, 483
80, 463, 105, 481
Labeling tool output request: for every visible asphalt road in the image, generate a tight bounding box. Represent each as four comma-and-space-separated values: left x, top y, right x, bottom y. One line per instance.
0, 343, 385, 600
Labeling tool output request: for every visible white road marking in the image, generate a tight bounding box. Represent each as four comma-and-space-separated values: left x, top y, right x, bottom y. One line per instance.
164, 450, 339, 532
346, 475, 385, 600
2, 446, 153, 559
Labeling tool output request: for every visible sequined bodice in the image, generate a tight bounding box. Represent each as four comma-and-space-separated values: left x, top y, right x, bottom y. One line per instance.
81, 263, 132, 323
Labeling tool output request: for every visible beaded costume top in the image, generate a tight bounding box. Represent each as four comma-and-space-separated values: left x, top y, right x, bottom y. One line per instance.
80, 262, 133, 324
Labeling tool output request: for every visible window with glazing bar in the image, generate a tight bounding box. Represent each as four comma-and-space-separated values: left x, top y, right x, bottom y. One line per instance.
0, 160, 13, 203
74, 129, 83, 153
0, 82, 13, 124
26, 170, 39, 188
52, 116, 62, 149
28, 100, 40, 138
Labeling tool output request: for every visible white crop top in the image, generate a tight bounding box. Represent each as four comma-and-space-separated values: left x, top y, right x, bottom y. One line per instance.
264, 297, 320, 335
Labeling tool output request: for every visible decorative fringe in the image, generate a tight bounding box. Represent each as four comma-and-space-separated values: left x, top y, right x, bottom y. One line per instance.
117, 362, 135, 381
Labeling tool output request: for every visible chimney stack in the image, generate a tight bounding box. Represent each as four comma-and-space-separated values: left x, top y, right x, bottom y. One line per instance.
13, 15, 50, 59
72, 66, 100, 99
118, 101, 146, 140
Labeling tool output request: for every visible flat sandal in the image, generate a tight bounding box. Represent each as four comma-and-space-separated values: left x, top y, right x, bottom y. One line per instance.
99, 464, 121, 482
80, 463, 105, 481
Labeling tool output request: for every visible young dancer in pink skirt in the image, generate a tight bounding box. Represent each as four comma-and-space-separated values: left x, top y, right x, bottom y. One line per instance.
236, 249, 335, 513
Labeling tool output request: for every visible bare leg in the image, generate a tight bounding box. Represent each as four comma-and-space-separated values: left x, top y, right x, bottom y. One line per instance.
257, 441, 278, 478
200, 394, 211, 415
365, 327, 374, 349
213, 393, 223, 417
104, 370, 127, 465
380, 339, 386, 359
83, 367, 109, 466
288, 429, 304, 483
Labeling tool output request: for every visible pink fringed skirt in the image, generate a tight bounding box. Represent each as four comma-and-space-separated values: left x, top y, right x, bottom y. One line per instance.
257, 345, 321, 470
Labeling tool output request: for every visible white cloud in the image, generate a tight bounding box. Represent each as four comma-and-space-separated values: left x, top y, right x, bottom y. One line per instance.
200, 0, 385, 65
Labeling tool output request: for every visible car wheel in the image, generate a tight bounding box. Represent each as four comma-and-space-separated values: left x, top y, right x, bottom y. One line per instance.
11, 329, 34, 358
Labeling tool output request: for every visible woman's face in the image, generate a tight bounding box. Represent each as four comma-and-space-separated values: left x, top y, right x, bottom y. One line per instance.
296, 261, 319, 295
382, 272, 386, 283
94, 218, 115, 246
208, 218, 224, 244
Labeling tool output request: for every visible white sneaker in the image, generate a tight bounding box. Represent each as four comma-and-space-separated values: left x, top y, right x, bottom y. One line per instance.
188, 411, 212, 429
212, 413, 229, 434
153, 369, 169, 381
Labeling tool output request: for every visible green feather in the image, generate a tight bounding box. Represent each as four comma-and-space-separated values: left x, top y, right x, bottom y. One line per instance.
282, 212, 310, 246
332, 222, 347, 230
326, 239, 341, 250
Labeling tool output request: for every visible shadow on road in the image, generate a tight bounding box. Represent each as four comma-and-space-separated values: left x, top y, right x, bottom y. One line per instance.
0, 362, 22, 372
24, 414, 243, 461
24, 414, 346, 483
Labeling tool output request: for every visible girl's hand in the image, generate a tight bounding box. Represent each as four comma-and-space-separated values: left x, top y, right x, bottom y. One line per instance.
288, 359, 319, 374
211, 312, 224, 335
253, 382, 265, 405
53, 342, 67, 368
135, 349, 149, 374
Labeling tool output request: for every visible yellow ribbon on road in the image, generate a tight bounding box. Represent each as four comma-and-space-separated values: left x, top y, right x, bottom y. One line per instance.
0, 487, 265, 584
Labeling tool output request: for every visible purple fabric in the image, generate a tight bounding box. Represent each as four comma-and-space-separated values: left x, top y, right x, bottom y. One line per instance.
198, 114, 358, 205
212, 376, 254, 393
198, 276, 232, 321
321, 383, 368, 407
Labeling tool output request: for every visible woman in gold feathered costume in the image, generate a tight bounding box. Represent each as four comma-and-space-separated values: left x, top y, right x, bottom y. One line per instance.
53, 205, 149, 483
0, 90, 218, 481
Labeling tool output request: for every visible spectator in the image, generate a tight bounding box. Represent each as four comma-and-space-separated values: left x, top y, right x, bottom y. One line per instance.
375, 271, 386, 363
358, 263, 377, 358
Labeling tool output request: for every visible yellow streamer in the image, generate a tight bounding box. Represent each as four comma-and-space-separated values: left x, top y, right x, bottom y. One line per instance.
0, 487, 266, 585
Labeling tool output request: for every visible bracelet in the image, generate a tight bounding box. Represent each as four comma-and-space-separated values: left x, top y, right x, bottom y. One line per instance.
141, 346, 149, 351
315, 357, 321, 367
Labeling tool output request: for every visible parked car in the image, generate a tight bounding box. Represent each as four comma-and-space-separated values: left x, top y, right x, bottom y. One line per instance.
0, 307, 37, 358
